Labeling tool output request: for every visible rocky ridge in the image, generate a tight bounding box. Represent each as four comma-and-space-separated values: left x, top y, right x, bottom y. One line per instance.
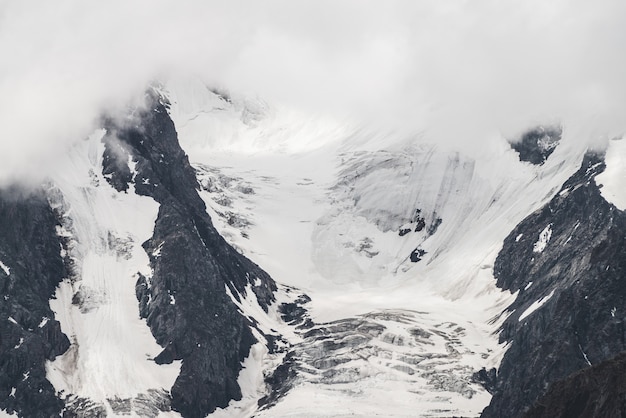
482, 152, 626, 417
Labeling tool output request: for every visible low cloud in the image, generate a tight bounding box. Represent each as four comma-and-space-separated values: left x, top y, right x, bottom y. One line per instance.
1, 0, 625, 183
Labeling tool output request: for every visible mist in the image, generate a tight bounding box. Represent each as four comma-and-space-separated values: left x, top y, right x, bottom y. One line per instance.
1, 0, 625, 183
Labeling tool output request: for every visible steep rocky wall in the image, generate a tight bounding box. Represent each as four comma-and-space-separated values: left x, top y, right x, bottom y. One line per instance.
102, 90, 276, 417
482, 153, 626, 417
0, 188, 70, 417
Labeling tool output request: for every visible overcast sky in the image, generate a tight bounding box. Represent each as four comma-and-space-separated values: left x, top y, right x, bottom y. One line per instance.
1, 0, 625, 183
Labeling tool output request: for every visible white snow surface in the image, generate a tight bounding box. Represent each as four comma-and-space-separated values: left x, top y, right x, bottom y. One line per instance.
596, 136, 626, 210
533, 224, 553, 253
164, 78, 590, 417
45, 130, 181, 416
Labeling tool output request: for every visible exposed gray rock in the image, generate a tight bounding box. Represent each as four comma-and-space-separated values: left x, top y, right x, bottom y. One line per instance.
0, 187, 70, 417
482, 153, 626, 417
509, 125, 562, 165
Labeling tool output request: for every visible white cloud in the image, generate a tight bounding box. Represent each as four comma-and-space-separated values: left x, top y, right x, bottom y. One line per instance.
0, 0, 625, 183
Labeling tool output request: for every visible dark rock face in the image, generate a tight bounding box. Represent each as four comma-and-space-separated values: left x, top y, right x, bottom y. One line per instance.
524, 350, 626, 418
510, 126, 562, 165
257, 351, 298, 411
101, 90, 277, 417
482, 153, 626, 417
409, 247, 427, 262
0, 187, 70, 417
472, 368, 497, 394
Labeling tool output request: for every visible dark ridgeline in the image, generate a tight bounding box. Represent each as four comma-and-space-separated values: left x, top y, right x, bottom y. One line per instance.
102, 90, 276, 417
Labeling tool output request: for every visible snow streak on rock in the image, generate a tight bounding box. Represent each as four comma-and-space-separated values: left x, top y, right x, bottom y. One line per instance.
518, 290, 555, 322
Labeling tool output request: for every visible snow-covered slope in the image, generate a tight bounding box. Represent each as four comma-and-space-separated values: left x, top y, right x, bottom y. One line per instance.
596, 136, 626, 210
164, 78, 590, 416
46, 130, 181, 416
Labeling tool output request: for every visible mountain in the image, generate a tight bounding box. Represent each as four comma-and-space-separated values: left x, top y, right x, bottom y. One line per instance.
1, 90, 277, 418
482, 150, 626, 417
0, 80, 624, 417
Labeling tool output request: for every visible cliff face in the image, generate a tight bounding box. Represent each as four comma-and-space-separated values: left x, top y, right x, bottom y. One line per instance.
482, 153, 626, 417
101, 91, 277, 417
0, 188, 70, 417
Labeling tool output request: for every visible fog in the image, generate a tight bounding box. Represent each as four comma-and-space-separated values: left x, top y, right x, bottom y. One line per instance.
1, 0, 625, 183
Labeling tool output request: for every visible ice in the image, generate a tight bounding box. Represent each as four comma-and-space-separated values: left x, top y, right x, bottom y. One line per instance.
518, 290, 555, 322
596, 136, 626, 210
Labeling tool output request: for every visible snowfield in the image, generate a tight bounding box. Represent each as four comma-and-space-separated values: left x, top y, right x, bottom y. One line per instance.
163, 78, 590, 416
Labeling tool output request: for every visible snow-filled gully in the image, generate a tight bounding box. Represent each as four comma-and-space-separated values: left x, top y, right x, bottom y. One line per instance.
45, 131, 180, 416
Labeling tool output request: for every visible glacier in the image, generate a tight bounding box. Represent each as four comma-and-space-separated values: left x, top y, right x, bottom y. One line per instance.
161, 78, 590, 416
0, 78, 622, 417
